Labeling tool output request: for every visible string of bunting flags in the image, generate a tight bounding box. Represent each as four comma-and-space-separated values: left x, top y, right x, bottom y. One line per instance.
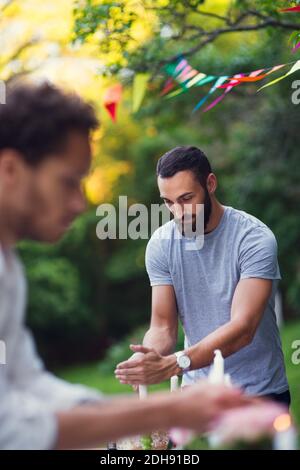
103, 57, 300, 121
161, 57, 300, 113
102, 6, 300, 121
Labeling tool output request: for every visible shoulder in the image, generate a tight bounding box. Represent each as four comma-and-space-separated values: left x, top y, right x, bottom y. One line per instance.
228, 207, 277, 247
146, 220, 175, 249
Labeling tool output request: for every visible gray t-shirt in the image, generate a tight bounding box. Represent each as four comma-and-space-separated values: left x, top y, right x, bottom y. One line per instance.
145, 206, 288, 395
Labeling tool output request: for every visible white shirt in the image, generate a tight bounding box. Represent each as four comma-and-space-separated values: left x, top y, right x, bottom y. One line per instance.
0, 247, 102, 449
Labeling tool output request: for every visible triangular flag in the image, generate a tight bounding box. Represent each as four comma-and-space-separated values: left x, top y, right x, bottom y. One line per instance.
292, 40, 300, 53
203, 73, 244, 112
195, 75, 216, 87
176, 65, 192, 82
224, 69, 266, 83
105, 102, 117, 121
203, 93, 227, 112
280, 6, 300, 12
132, 73, 149, 113
175, 59, 188, 74
193, 76, 228, 112
223, 65, 286, 85
165, 59, 188, 78
177, 69, 198, 84
103, 84, 122, 122
160, 78, 175, 96
165, 87, 189, 99
258, 60, 300, 91
185, 72, 206, 88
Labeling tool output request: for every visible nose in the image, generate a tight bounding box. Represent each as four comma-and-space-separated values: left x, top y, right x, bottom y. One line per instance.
73, 189, 87, 216
173, 202, 184, 219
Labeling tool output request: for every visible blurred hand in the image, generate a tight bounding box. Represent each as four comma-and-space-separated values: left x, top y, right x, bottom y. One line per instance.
115, 345, 178, 386
173, 380, 255, 434
125, 352, 144, 392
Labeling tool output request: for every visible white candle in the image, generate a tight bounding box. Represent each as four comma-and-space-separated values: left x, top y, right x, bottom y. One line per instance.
273, 427, 298, 450
170, 375, 179, 392
224, 373, 232, 387
138, 384, 148, 399
208, 349, 224, 384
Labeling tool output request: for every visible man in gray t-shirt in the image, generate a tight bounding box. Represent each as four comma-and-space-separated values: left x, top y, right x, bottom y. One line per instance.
115, 146, 289, 403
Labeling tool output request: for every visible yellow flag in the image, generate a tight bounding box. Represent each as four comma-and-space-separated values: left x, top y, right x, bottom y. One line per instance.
132, 73, 150, 112
258, 60, 300, 91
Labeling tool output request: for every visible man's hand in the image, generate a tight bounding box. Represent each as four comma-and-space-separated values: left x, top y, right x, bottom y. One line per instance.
173, 381, 255, 433
115, 345, 179, 385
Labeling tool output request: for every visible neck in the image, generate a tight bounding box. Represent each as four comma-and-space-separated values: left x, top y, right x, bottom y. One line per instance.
204, 198, 225, 234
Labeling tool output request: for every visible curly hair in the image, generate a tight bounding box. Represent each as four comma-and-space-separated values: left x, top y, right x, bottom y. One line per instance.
0, 81, 99, 165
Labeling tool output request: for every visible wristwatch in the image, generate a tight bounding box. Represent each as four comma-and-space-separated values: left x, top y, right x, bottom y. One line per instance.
174, 351, 191, 373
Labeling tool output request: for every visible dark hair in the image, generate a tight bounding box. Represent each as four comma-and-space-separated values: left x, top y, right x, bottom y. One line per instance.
156, 146, 212, 188
0, 81, 99, 165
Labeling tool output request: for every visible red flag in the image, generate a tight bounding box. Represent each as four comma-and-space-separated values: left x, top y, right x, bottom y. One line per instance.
280, 6, 300, 12
103, 84, 122, 122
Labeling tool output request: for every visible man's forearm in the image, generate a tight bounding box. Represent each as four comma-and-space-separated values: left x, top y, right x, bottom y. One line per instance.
143, 326, 177, 356
55, 392, 179, 449
186, 319, 252, 371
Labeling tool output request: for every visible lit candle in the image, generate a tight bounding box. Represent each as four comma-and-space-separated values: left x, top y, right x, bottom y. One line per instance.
273, 413, 298, 450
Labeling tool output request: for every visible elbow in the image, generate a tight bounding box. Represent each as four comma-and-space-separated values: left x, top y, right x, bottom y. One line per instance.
242, 331, 254, 347
241, 325, 256, 347
233, 320, 256, 348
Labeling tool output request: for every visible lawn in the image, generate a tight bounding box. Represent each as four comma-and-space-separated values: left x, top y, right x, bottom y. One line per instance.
57, 320, 300, 429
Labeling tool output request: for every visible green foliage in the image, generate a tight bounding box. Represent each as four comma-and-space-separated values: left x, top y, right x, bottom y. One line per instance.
25, 257, 87, 331
97, 324, 146, 374
73, 0, 300, 76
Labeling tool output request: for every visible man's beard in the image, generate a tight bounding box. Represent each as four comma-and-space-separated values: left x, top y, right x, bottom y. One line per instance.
203, 188, 212, 231
176, 189, 212, 237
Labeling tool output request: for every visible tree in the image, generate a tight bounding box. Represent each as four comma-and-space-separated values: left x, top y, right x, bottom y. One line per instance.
73, 0, 300, 77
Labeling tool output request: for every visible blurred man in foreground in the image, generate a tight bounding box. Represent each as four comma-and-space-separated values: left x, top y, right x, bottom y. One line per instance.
0, 83, 250, 449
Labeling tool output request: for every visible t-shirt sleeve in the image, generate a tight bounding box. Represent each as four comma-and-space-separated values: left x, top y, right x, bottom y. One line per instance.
145, 234, 173, 286
239, 227, 281, 281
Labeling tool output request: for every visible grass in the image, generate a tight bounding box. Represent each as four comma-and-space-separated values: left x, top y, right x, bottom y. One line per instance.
57, 320, 300, 428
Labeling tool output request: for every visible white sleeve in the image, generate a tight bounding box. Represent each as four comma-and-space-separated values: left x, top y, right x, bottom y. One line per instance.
10, 327, 103, 412
0, 382, 58, 449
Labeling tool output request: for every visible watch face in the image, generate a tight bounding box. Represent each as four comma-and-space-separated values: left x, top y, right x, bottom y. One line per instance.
179, 355, 191, 369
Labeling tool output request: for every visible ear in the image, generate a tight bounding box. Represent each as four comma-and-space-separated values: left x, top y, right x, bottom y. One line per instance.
0, 149, 26, 182
206, 173, 217, 194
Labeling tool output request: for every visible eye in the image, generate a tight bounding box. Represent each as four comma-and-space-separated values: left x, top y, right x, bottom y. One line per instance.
164, 199, 173, 206
182, 195, 193, 202
63, 176, 80, 191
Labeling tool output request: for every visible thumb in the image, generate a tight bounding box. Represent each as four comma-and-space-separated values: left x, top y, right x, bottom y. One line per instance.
130, 344, 154, 354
